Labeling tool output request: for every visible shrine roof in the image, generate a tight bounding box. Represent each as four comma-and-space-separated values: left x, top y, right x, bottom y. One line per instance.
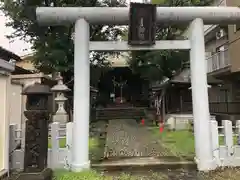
171, 68, 222, 84
150, 67, 222, 91
0, 46, 21, 62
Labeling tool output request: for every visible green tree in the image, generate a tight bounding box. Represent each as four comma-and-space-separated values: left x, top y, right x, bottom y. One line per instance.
128, 0, 213, 82
0, 0, 126, 84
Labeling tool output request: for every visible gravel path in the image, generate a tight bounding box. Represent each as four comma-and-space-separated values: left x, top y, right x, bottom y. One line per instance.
104, 119, 171, 158
102, 119, 201, 180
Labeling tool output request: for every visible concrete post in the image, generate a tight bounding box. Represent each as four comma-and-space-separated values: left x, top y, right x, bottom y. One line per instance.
50, 122, 60, 169
71, 18, 90, 171
189, 18, 216, 171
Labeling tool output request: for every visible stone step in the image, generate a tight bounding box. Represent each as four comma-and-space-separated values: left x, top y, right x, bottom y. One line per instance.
96, 108, 145, 120
92, 156, 196, 171
97, 112, 144, 115
97, 113, 144, 116
97, 116, 143, 120
97, 114, 144, 117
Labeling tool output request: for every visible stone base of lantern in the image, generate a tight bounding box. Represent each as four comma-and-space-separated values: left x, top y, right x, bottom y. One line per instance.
14, 168, 53, 180
52, 114, 69, 123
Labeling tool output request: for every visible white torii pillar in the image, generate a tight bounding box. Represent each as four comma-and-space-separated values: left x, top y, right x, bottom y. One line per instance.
35, 6, 240, 172
189, 18, 215, 171
71, 19, 90, 171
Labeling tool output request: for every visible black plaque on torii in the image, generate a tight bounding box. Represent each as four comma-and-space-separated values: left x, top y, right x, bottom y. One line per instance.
128, 2, 156, 46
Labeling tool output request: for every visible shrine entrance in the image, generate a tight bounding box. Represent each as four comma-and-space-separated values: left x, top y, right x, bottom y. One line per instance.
36, 4, 240, 172
97, 67, 147, 107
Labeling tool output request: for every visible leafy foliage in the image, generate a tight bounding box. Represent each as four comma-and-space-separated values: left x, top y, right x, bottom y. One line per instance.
0, 0, 126, 74
1, 0, 213, 85
128, 0, 213, 81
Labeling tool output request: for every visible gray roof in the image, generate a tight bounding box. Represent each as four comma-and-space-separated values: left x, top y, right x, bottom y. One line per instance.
171, 68, 191, 83
171, 68, 222, 84
150, 68, 222, 90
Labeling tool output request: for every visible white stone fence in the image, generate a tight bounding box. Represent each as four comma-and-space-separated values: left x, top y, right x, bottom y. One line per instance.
211, 120, 240, 167
9, 122, 73, 170
8, 120, 240, 170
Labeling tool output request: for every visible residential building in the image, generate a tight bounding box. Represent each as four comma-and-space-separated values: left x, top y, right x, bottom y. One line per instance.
205, 0, 240, 116
0, 47, 22, 178
16, 53, 37, 72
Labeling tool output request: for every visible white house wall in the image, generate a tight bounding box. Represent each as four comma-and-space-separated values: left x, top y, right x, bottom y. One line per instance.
0, 75, 11, 171
9, 83, 23, 129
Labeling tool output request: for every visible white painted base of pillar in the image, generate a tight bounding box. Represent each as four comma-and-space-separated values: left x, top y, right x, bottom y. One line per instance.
71, 160, 90, 172
194, 157, 217, 171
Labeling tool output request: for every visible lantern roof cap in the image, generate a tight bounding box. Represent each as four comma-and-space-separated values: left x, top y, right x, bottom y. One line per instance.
51, 74, 70, 92
22, 83, 51, 95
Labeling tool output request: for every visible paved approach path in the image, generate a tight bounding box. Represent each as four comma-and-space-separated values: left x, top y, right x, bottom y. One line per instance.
104, 119, 171, 158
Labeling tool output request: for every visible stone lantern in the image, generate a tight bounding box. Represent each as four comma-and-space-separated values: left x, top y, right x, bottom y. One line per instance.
17, 83, 52, 180
51, 73, 70, 123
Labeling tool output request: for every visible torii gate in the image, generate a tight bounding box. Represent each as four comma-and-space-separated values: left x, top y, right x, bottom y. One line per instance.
35, 6, 240, 172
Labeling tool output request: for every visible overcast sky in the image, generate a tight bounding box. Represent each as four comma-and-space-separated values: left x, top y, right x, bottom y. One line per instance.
0, 0, 143, 57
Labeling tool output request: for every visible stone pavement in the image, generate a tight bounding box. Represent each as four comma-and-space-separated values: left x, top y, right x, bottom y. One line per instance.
102, 119, 201, 180
104, 119, 172, 158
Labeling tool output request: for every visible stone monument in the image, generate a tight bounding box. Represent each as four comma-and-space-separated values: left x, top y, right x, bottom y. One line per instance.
15, 83, 52, 180
51, 73, 70, 123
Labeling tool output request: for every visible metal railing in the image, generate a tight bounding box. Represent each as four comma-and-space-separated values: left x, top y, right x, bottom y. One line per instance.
206, 49, 230, 73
